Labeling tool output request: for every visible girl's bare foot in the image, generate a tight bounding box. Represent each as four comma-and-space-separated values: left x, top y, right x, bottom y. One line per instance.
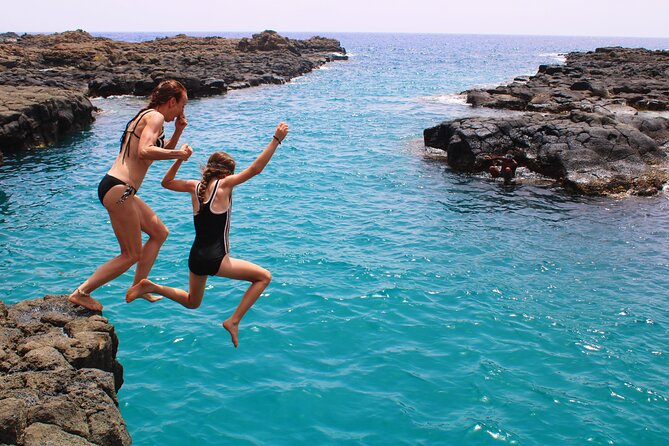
126, 279, 161, 303
68, 288, 103, 312
222, 319, 239, 348
139, 293, 162, 303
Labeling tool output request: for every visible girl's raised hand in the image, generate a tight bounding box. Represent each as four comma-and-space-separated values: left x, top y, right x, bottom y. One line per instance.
274, 122, 289, 143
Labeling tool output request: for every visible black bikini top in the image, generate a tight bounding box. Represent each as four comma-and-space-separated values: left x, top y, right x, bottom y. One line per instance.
119, 109, 165, 163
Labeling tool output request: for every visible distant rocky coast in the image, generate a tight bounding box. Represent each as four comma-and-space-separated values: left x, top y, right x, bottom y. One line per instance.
424, 47, 669, 195
0, 30, 347, 164
0, 295, 129, 445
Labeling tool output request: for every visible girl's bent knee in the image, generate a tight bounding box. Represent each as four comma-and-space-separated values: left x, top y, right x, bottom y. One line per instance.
185, 299, 201, 310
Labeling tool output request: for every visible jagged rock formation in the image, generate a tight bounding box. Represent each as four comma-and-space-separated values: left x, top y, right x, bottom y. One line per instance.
424, 48, 669, 195
0, 295, 130, 446
0, 30, 347, 163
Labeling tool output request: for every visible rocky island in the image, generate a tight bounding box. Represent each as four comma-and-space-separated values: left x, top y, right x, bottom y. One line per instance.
0, 30, 347, 164
424, 47, 669, 195
0, 295, 129, 445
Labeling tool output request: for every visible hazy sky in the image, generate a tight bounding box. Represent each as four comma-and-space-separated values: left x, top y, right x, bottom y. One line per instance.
3, 0, 669, 38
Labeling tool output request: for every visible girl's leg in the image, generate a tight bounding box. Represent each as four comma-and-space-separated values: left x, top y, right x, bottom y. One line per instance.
131, 196, 169, 291
216, 256, 272, 348
69, 187, 143, 310
126, 273, 208, 309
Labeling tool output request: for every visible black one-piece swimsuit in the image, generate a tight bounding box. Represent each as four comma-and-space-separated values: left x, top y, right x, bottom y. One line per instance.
188, 180, 232, 276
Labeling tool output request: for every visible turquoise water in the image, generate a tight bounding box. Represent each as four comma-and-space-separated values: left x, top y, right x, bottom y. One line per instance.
2, 33, 669, 445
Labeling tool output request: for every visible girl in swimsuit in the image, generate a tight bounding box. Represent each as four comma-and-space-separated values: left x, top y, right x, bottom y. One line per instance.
125, 122, 289, 348
69, 80, 193, 311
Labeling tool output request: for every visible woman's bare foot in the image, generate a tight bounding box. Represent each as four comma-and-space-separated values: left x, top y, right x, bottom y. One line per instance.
68, 288, 103, 312
222, 319, 239, 348
126, 279, 161, 303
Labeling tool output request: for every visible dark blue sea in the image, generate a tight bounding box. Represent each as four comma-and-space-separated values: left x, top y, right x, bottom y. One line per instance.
2, 32, 669, 445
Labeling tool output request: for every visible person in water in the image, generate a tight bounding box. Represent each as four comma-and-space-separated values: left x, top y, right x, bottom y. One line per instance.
485, 151, 518, 185
126, 122, 289, 348
69, 80, 193, 311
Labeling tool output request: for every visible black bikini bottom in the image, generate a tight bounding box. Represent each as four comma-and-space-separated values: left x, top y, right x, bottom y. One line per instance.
98, 174, 137, 205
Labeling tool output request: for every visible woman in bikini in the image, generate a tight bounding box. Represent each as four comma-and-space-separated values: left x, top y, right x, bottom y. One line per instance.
69, 80, 193, 311
125, 122, 289, 348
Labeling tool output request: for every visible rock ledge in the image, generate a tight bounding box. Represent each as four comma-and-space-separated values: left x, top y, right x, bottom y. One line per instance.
424, 47, 669, 196
0, 295, 130, 446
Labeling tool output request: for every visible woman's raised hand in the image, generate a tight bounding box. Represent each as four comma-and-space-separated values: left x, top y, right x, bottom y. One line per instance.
274, 122, 289, 143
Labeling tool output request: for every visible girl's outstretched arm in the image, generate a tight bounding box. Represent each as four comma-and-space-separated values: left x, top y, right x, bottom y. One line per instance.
162, 156, 197, 193
222, 122, 289, 188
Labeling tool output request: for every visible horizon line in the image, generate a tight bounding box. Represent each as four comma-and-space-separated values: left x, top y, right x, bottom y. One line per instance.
5, 29, 669, 40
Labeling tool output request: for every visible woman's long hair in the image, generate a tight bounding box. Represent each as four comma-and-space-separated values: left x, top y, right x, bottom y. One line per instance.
199, 152, 236, 203
146, 80, 187, 109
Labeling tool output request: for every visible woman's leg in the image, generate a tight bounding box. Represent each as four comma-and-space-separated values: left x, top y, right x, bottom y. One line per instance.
131, 196, 169, 288
69, 186, 143, 310
216, 256, 272, 348
126, 273, 208, 309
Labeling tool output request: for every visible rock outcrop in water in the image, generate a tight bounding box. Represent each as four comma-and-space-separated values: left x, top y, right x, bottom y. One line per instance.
0, 86, 94, 152
0, 295, 130, 445
0, 30, 347, 164
424, 47, 669, 195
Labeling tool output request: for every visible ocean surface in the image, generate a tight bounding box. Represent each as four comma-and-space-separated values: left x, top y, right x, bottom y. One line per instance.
2, 32, 669, 445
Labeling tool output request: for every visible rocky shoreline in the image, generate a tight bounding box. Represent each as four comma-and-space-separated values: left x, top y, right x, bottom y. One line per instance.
0, 30, 347, 164
424, 47, 669, 196
0, 295, 129, 446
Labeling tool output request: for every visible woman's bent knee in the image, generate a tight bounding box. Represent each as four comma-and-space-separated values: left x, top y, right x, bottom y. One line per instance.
260, 269, 272, 285
120, 252, 141, 268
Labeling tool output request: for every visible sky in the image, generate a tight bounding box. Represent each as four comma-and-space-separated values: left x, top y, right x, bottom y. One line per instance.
2, 0, 669, 38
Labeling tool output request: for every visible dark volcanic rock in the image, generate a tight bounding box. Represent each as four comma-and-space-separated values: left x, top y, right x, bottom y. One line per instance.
0, 30, 346, 99
424, 110, 669, 195
0, 30, 346, 155
465, 47, 669, 113
426, 47, 669, 196
0, 295, 130, 445
0, 85, 94, 158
